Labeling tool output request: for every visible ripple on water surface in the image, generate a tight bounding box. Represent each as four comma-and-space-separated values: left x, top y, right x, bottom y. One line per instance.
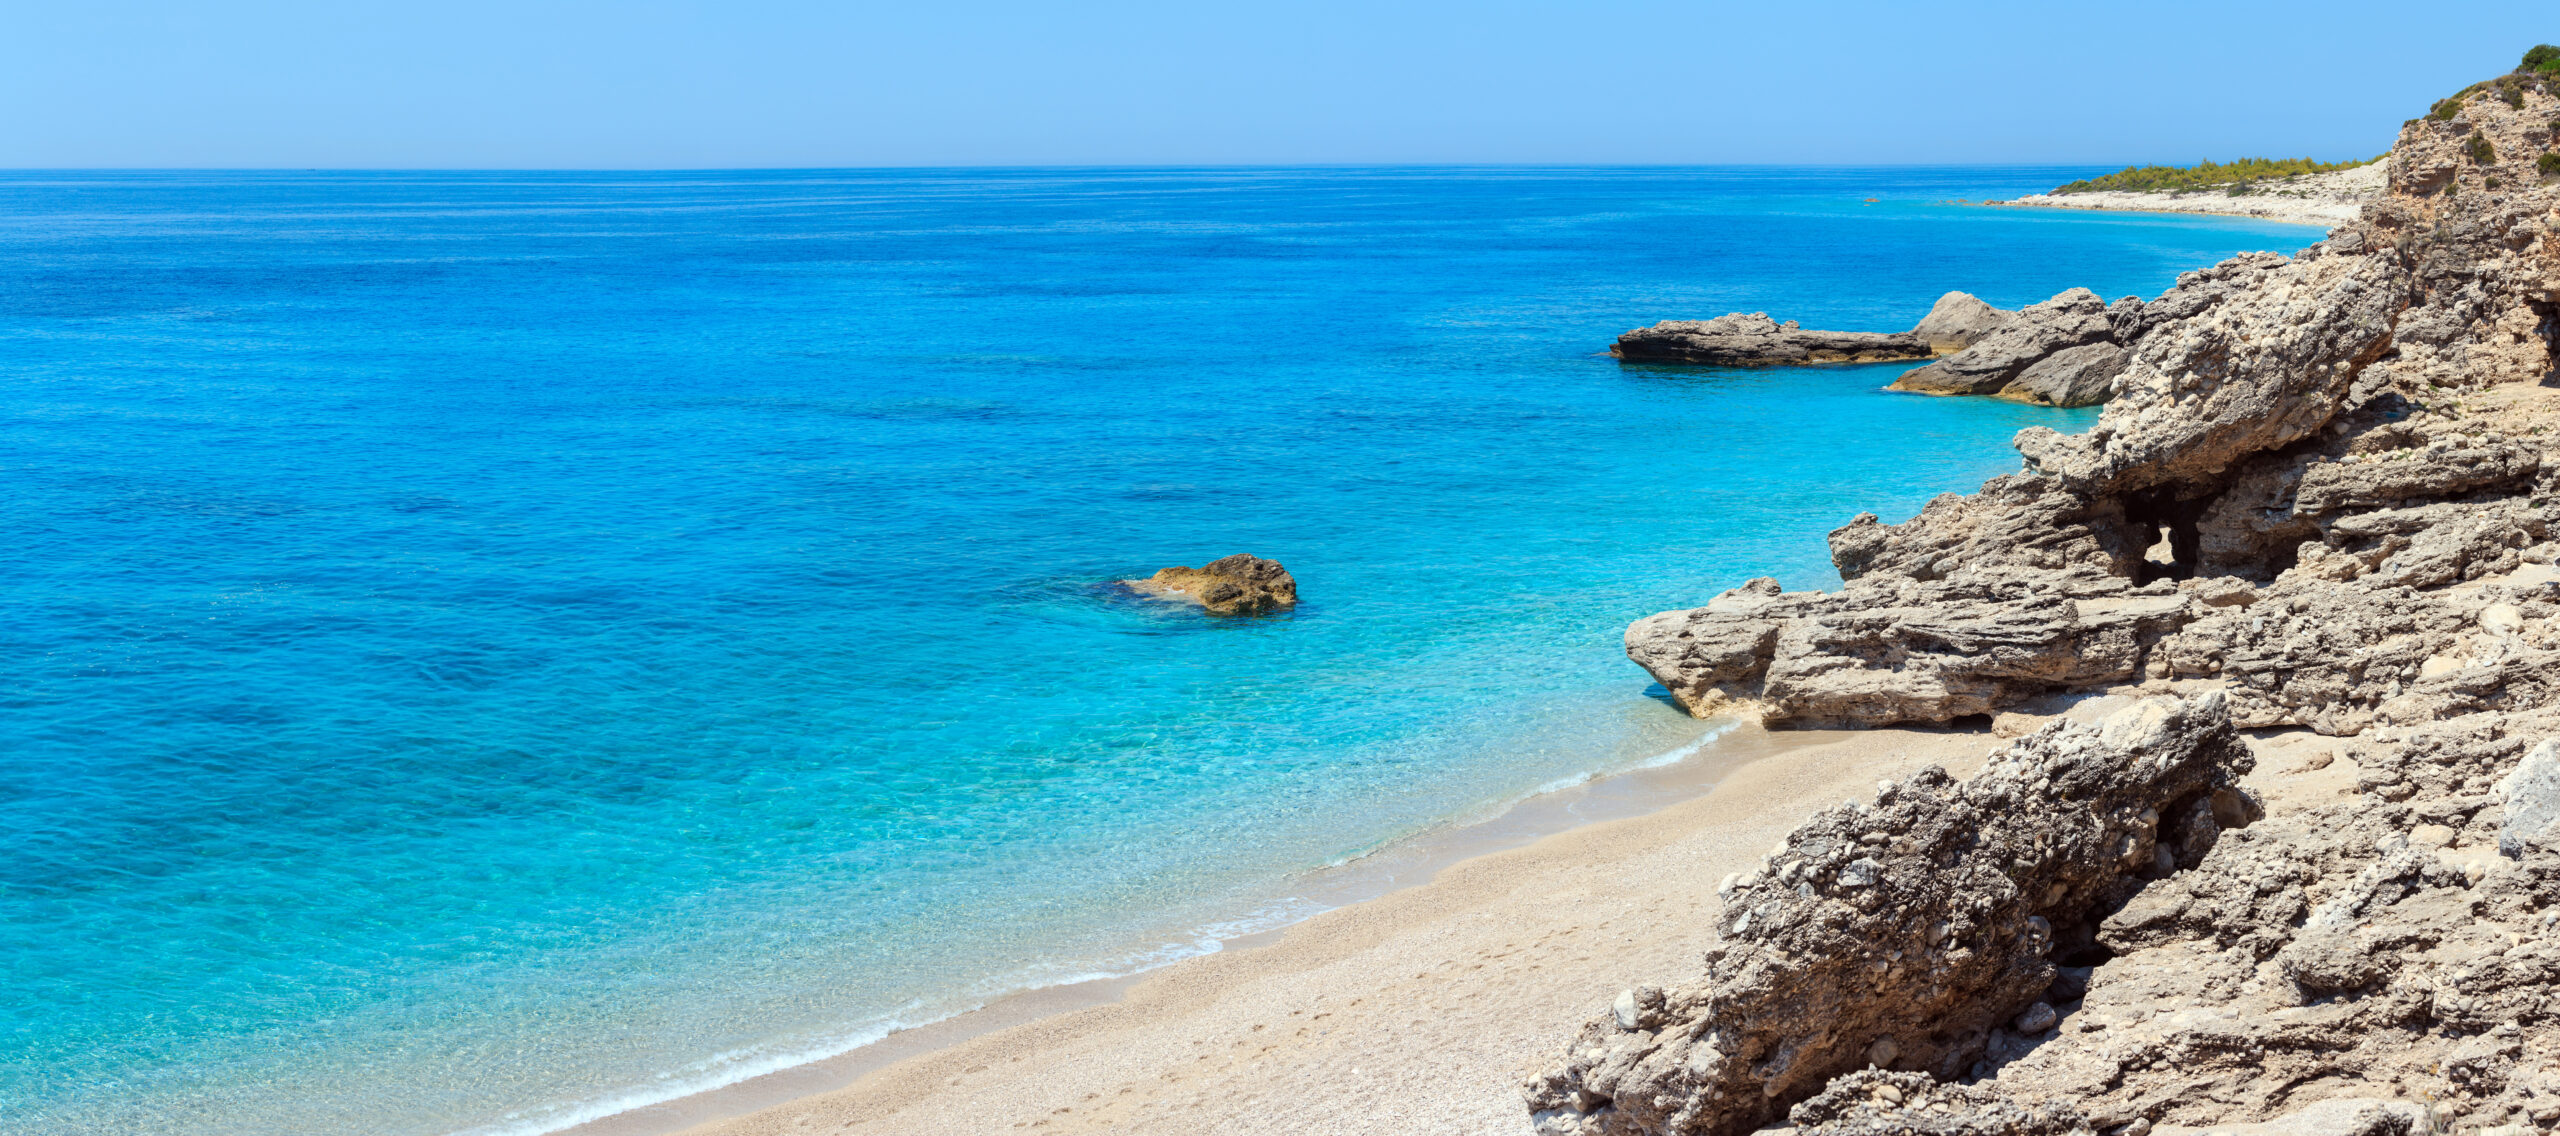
0, 166, 2318, 1135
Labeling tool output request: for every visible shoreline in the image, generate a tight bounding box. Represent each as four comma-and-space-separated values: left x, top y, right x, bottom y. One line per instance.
1983, 196, 2349, 227
1981, 159, 2385, 228
554, 716, 1766, 1136
565, 712, 2111, 1136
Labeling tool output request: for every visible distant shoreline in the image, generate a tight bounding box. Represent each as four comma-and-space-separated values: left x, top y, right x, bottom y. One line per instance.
1982, 159, 2385, 228
1982, 196, 2345, 227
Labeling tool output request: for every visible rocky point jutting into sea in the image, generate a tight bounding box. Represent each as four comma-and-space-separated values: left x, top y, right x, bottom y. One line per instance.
1613, 280, 2155, 409
1527, 51, 2560, 1136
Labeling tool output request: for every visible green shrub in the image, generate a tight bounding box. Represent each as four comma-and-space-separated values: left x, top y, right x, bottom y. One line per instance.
2470, 134, 2499, 164
2430, 96, 2465, 121
2499, 79, 2528, 108
2486, 176, 2502, 188
2541, 151, 2560, 175
2525, 44, 2560, 74
2050, 155, 2379, 195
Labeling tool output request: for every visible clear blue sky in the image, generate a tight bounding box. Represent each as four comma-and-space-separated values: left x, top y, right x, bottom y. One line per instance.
2, 0, 2551, 168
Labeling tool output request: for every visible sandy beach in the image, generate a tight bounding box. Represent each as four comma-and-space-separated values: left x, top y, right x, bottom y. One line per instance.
568, 716, 2069, 1136
1988, 160, 2385, 227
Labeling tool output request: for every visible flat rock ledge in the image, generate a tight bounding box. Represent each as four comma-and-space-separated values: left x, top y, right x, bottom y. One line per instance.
1129, 554, 1298, 614
1612, 291, 2012, 369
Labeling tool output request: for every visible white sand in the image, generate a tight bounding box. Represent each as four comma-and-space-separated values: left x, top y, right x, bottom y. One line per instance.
633, 724, 2002, 1136
1991, 161, 2386, 228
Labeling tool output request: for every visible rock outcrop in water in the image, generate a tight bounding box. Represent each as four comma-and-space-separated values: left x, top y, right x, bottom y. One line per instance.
1611, 312, 1935, 367
1625, 69, 2560, 730
1530, 50, 2560, 1136
1611, 291, 2035, 368
1135, 554, 1298, 614
1888, 288, 2129, 406
1613, 289, 2135, 408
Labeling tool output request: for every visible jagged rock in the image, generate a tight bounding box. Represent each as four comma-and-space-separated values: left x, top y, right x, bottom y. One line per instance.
1520, 695, 2252, 1136
1914, 291, 2017, 353
2011, 249, 2412, 498
1890, 289, 2115, 397
1546, 56, 2560, 1136
1627, 571, 2194, 725
1786, 1071, 2094, 1136
2387, 68, 2560, 200
2000, 342, 2128, 408
1133, 554, 1298, 614
1611, 313, 1930, 366
2498, 739, 2560, 856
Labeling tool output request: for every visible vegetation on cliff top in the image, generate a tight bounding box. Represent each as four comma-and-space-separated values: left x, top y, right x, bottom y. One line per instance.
2051, 156, 2381, 196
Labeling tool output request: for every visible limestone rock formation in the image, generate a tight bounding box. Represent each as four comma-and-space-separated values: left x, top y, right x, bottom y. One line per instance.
1610, 312, 1931, 367
1912, 291, 2016, 353
1627, 71, 2560, 731
1134, 554, 1298, 614
1611, 291, 2028, 368
1522, 694, 2254, 1136
1535, 51, 2560, 1136
2002, 342, 2128, 408
1785, 1070, 2096, 1136
1889, 288, 2119, 404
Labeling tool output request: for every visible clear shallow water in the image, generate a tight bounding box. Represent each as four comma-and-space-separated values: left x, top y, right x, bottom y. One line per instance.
0, 167, 2317, 1135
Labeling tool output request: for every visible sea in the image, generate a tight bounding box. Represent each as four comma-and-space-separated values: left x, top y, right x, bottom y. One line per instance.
0, 167, 2320, 1135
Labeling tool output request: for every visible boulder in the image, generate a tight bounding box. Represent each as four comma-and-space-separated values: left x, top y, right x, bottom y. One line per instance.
1889, 288, 2114, 397
1911, 291, 2015, 353
1135, 554, 1298, 614
1521, 695, 2254, 1136
1999, 342, 2127, 408
2498, 739, 2560, 857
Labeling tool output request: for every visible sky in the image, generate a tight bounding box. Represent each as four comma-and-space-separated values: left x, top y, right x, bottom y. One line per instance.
0, 0, 2552, 168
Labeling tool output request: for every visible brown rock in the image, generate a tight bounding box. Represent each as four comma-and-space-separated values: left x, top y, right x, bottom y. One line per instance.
1611, 312, 1930, 367
1522, 695, 2253, 1136
1137, 554, 1298, 614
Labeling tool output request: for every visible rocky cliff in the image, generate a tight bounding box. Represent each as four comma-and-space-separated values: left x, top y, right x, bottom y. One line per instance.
1528, 51, 2560, 1136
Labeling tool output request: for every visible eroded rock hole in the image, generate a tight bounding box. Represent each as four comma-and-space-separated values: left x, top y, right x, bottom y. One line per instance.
2122, 489, 2209, 583
2533, 297, 2559, 385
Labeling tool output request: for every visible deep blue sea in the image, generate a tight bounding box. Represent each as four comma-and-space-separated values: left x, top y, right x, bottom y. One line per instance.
0, 167, 2320, 1135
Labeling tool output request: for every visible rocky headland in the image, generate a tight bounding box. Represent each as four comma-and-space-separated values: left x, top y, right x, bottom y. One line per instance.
1615, 290, 2130, 409
1528, 52, 2560, 1136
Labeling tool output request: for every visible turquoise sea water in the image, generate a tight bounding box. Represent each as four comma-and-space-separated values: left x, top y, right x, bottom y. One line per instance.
0, 168, 2317, 1135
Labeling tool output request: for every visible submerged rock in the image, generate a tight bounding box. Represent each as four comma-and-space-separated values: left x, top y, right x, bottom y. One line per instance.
1134, 554, 1298, 614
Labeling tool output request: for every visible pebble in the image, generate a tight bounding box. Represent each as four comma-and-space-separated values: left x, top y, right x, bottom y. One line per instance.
2015, 1001, 2059, 1033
